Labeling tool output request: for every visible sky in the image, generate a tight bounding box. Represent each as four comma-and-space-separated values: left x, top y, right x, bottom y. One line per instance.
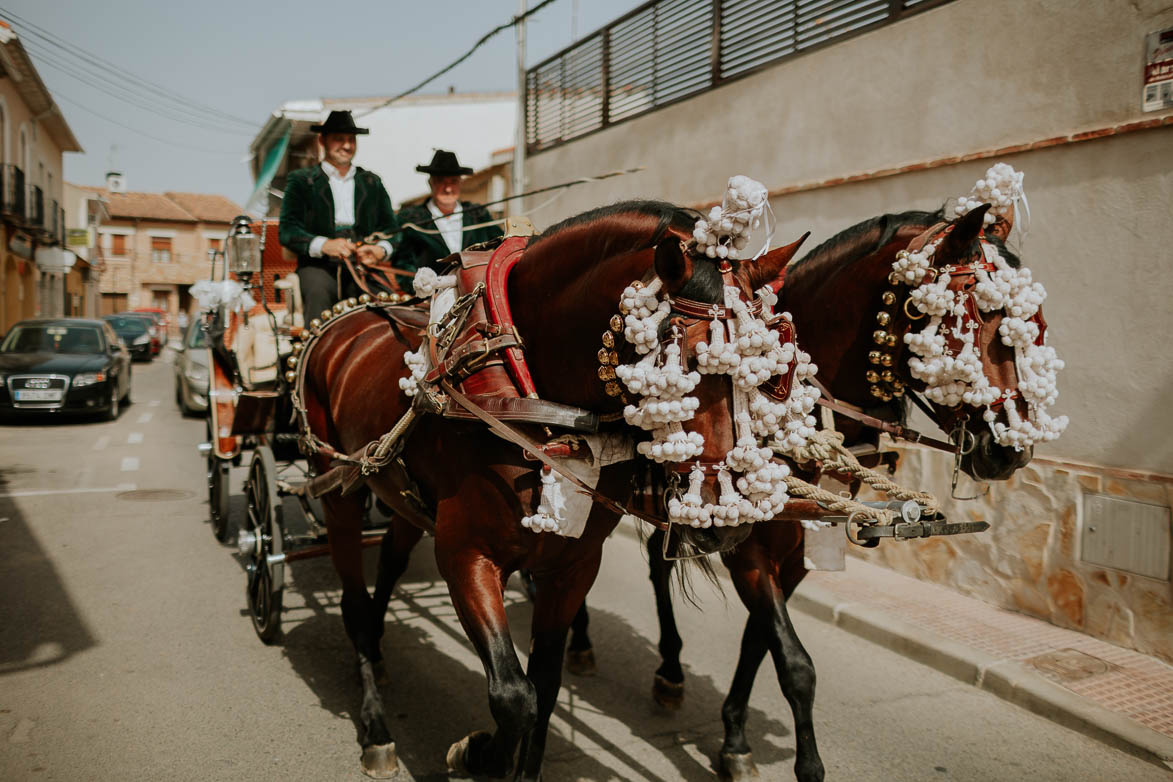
7, 0, 644, 204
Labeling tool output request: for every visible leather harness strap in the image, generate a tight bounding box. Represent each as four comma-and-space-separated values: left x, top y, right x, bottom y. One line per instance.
440, 381, 671, 531
807, 374, 956, 453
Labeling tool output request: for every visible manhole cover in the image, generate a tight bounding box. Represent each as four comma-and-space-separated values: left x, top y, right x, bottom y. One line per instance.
116, 489, 196, 502
1027, 648, 1119, 682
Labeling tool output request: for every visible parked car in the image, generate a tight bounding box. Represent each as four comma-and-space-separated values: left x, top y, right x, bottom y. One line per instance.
173, 319, 209, 415
132, 307, 171, 341
103, 314, 155, 361
119, 312, 163, 356
0, 318, 132, 420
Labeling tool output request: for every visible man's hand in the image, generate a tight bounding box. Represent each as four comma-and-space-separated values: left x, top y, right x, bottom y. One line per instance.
355, 243, 388, 267
321, 237, 356, 259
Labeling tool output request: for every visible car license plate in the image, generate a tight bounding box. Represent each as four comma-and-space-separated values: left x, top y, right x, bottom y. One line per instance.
15, 389, 63, 402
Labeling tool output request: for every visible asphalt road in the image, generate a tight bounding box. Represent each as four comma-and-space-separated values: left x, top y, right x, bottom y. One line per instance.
1, 356, 1167, 781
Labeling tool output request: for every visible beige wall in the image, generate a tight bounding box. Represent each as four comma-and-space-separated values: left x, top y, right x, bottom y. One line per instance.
524, 0, 1173, 475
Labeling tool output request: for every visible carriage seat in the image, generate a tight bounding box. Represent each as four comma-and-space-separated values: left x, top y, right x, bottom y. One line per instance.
234, 305, 293, 389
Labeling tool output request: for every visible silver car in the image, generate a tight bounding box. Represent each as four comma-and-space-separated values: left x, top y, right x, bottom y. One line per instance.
173, 320, 209, 415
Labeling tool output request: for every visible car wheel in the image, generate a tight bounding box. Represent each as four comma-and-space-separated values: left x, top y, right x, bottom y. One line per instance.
105, 383, 120, 421
122, 370, 133, 404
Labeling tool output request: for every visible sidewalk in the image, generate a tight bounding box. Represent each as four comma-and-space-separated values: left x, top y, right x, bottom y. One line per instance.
790, 556, 1173, 770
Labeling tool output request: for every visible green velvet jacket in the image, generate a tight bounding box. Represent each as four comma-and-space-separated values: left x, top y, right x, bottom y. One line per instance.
278, 164, 399, 265
392, 200, 503, 283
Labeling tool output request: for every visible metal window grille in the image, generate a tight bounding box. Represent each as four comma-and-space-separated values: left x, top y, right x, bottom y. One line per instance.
526, 0, 953, 153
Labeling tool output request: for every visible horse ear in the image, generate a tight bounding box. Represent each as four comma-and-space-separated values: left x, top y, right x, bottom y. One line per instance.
941, 204, 990, 257
654, 239, 693, 293
742, 232, 810, 291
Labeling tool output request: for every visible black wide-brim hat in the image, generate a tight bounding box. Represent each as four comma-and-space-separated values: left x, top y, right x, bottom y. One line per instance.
416, 149, 474, 176
310, 110, 369, 135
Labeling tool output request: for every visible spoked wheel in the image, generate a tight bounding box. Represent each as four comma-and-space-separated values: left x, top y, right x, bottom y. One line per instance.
241, 445, 284, 644
205, 418, 231, 543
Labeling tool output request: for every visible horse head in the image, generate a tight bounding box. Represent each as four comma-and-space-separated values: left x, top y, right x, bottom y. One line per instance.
886, 205, 1065, 480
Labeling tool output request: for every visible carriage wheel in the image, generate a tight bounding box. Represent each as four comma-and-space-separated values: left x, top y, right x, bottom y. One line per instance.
243, 445, 284, 643
206, 418, 231, 543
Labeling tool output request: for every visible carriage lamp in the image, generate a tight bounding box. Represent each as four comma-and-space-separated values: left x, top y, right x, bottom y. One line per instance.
227, 216, 262, 284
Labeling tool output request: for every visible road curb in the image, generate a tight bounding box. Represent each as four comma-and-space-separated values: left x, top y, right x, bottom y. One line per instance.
789, 583, 1173, 771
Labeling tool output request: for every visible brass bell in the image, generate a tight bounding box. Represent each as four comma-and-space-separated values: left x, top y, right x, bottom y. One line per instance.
359, 294, 372, 304
598, 366, 616, 381
287, 355, 298, 369
605, 381, 623, 397
333, 303, 345, 314
876, 311, 891, 326
892, 386, 905, 397
866, 370, 880, 383
601, 332, 615, 348
880, 391, 893, 402
888, 272, 902, 285
598, 348, 611, 364
610, 315, 623, 332
884, 334, 898, 348
377, 291, 391, 300
870, 385, 885, 398
881, 370, 895, 383
285, 371, 297, 383
873, 329, 888, 345
292, 342, 303, 354
346, 297, 358, 308
881, 291, 896, 305
309, 318, 322, 330
880, 353, 894, 367
321, 309, 333, 320
892, 379, 905, 390
608, 350, 619, 364
868, 350, 883, 364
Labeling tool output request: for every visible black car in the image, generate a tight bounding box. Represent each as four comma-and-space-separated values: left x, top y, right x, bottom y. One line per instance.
103, 314, 154, 361
0, 318, 132, 420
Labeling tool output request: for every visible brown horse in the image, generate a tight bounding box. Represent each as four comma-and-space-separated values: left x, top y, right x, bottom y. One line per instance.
297, 201, 806, 779
566, 204, 1044, 782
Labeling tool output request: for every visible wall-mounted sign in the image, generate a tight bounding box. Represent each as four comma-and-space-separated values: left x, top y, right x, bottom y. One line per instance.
8, 230, 33, 260
1143, 26, 1173, 112
67, 228, 90, 247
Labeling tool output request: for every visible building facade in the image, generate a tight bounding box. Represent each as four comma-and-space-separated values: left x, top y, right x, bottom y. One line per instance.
0, 20, 82, 332
521, 0, 1173, 661
87, 177, 241, 330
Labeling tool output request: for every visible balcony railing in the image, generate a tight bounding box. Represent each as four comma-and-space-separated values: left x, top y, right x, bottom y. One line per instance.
44, 198, 60, 242
1, 164, 24, 218
526, 0, 955, 153
27, 184, 44, 228
59, 205, 65, 244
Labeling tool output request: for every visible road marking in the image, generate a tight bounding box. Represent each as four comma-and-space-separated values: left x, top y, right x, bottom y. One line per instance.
120, 457, 139, 472
136, 412, 153, 424
128, 432, 144, 444
149, 400, 160, 407
93, 435, 110, 451
0, 484, 136, 498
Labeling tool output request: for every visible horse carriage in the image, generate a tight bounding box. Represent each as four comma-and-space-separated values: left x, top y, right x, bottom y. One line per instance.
196, 165, 1065, 781
197, 216, 409, 642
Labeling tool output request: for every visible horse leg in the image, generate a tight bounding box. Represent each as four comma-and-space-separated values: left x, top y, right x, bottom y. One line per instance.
565, 600, 596, 676
441, 554, 536, 779
720, 542, 823, 782
648, 527, 685, 710
324, 492, 399, 778
515, 558, 603, 781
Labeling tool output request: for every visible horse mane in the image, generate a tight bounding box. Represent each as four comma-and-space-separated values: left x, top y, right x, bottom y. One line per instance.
790, 208, 944, 279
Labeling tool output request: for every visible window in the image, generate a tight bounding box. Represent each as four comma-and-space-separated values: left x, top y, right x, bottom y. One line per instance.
110, 234, 127, 256
208, 237, 222, 253
151, 236, 172, 263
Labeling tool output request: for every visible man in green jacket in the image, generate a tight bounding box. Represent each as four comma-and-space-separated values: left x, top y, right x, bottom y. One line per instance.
392, 150, 503, 293
278, 110, 399, 320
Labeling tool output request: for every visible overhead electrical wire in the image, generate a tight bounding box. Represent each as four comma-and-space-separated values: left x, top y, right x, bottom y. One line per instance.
22, 41, 252, 136
0, 6, 257, 130
53, 92, 244, 155
354, 0, 561, 117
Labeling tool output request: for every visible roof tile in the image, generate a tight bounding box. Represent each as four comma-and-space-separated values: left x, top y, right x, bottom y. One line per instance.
163, 192, 243, 224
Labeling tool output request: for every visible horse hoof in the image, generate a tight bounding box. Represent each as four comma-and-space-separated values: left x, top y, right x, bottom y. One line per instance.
566, 648, 597, 676
446, 730, 490, 774
718, 751, 760, 781
652, 674, 684, 711
361, 742, 400, 779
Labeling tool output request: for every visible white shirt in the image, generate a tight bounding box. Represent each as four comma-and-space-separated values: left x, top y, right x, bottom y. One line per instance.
308, 161, 392, 260
427, 198, 464, 254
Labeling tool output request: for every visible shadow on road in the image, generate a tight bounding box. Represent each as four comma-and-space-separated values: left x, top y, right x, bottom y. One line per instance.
0, 472, 98, 675
266, 535, 793, 781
